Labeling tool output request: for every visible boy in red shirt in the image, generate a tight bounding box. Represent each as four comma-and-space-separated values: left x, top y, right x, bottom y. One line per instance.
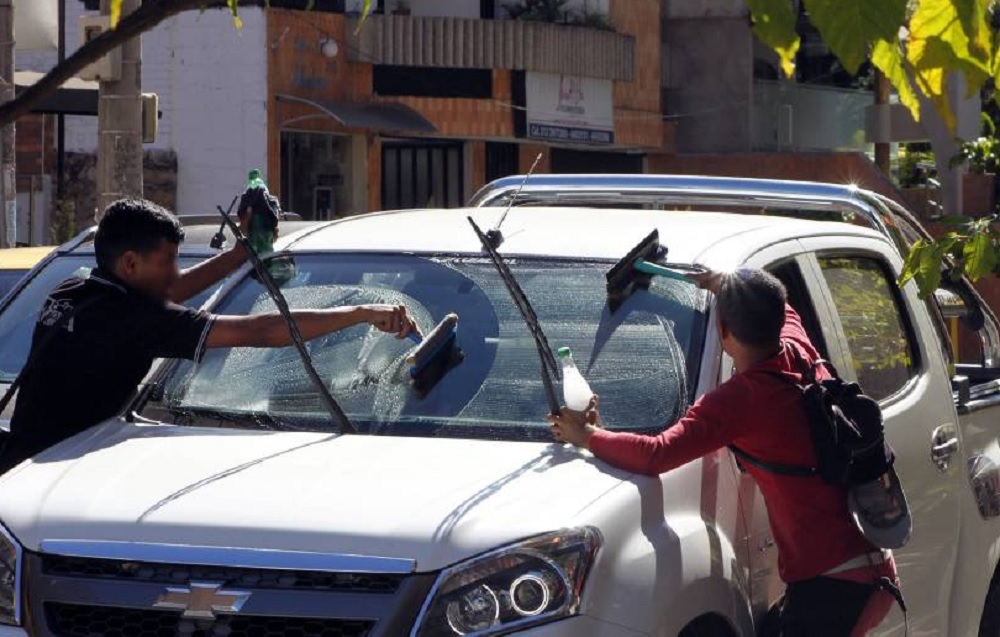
549, 268, 899, 636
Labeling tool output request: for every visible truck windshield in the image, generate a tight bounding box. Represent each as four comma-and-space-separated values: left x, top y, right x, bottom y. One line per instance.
0, 255, 217, 384
145, 253, 707, 441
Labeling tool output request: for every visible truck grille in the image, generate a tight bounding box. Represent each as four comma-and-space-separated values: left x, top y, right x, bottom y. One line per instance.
26, 553, 435, 637
45, 603, 374, 637
41, 554, 404, 593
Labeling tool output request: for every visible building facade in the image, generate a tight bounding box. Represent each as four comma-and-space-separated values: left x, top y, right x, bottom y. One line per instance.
266, 0, 663, 217
15, 0, 663, 234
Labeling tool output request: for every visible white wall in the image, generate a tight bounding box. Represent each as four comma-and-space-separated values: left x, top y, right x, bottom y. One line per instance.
17, 0, 96, 152
19, 5, 268, 216
14, 0, 59, 51
142, 8, 268, 214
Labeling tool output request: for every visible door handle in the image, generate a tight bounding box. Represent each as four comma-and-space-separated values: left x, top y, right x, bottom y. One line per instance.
931, 425, 960, 472
932, 440, 959, 457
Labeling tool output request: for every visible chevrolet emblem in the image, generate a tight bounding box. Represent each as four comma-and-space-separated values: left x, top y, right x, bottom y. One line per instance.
154, 581, 252, 620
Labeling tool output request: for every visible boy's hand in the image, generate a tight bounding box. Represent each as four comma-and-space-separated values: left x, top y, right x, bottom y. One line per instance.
686, 269, 724, 294
548, 395, 601, 449
236, 205, 280, 241
362, 304, 420, 340
237, 207, 251, 236
231, 206, 279, 261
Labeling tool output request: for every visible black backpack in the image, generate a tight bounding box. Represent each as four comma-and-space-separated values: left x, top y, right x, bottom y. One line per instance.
730, 356, 912, 550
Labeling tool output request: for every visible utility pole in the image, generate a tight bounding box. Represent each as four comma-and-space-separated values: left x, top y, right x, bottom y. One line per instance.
0, 0, 14, 247
56, 0, 67, 242
97, 0, 142, 216
874, 68, 891, 174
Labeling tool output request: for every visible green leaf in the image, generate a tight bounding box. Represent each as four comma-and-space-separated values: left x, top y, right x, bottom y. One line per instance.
907, 0, 993, 133
963, 231, 997, 280
981, 111, 996, 137
917, 241, 947, 297
899, 239, 927, 288
227, 0, 243, 29
747, 0, 800, 77
872, 37, 921, 122
902, 238, 951, 297
110, 0, 122, 28
801, 0, 906, 75
354, 0, 375, 33
908, 37, 959, 132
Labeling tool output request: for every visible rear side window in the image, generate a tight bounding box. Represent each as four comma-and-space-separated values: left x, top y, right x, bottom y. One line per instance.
818, 257, 917, 401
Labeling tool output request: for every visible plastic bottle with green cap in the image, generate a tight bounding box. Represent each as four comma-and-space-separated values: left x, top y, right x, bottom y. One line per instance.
557, 347, 593, 411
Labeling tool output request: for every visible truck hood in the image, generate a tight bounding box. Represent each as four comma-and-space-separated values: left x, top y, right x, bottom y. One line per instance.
0, 421, 624, 571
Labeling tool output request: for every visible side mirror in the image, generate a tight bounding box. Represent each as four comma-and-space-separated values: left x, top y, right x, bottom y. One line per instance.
952, 375, 971, 405
935, 284, 986, 331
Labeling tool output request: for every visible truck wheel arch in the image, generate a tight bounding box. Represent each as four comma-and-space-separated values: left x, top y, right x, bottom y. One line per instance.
980, 564, 1000, 637
679, 613, 739, 637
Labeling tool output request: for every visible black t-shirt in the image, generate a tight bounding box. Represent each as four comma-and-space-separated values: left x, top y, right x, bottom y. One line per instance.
0, 270, 213, 471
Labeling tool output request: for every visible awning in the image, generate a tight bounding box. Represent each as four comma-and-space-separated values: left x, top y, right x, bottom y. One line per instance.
15, 71, 99, 116
276, 94, 436, 134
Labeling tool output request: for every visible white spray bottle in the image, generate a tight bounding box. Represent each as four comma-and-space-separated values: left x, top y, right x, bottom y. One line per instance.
558, 347, 593, 411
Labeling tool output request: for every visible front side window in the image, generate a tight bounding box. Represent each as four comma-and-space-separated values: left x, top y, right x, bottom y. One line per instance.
818, 256, 917, 401
144, 254, 707, 441
0, 270, 26, 302
0, 256, 214, 383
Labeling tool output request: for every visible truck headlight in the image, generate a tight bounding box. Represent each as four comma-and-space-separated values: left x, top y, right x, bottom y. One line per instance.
0, 522, 21, 626
413, 528, 601, 637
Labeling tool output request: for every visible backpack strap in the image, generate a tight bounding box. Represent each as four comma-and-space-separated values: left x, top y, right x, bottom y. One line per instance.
728, 444, 818, 478
729, 345, 841, 479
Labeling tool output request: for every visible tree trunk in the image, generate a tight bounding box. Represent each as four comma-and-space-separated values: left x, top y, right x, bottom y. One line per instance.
0, 0, 14, 248
874, 68, 890, 174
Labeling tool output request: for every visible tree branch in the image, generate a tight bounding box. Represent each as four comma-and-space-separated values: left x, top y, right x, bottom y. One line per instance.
0, 0, 221, 127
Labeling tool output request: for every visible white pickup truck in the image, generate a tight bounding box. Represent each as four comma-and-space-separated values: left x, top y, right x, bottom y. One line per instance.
2, 176, 1000, 637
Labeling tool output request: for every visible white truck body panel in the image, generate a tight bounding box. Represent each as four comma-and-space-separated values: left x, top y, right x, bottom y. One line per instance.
1, 195, 997, 637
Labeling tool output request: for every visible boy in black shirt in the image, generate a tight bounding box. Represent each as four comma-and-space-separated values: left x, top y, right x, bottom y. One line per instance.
0, 199, 416, 473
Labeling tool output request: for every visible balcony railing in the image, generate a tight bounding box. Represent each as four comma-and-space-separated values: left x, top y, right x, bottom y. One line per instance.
348, 14, 634, 81
752, 80, 872, 152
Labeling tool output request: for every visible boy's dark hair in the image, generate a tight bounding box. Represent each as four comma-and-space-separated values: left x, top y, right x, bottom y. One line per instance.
717, 268, 788, 348
94, 199, 184, 271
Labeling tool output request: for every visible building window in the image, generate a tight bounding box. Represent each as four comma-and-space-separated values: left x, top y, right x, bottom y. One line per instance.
486, 142, 518, 182
382, 141, 464, 210
511, 71, 527, 138
280, 132, 353, 220
374, 66, 493, 99
551, 148, 644, 174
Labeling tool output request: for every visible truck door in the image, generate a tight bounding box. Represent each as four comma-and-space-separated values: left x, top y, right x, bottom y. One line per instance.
799, 235, 963, 636
729, 242, 846, 623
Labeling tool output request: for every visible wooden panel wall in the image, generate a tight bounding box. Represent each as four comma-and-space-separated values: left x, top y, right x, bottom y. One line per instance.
349, 15, 634, 82
610, 0, 662, 150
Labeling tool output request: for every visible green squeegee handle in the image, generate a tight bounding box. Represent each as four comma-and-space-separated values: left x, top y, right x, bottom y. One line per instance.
634, 259, 695, 283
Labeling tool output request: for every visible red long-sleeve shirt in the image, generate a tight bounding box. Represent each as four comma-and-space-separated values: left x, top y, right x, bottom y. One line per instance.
589, 304, 877, 583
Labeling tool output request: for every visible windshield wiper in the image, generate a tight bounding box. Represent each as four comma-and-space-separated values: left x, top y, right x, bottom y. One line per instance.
216, 202, 357, 435
467, 217, 562, 415
165, 405, 292, 430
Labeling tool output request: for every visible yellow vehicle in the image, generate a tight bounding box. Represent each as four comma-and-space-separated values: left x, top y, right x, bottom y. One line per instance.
0, 246, 54, 300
